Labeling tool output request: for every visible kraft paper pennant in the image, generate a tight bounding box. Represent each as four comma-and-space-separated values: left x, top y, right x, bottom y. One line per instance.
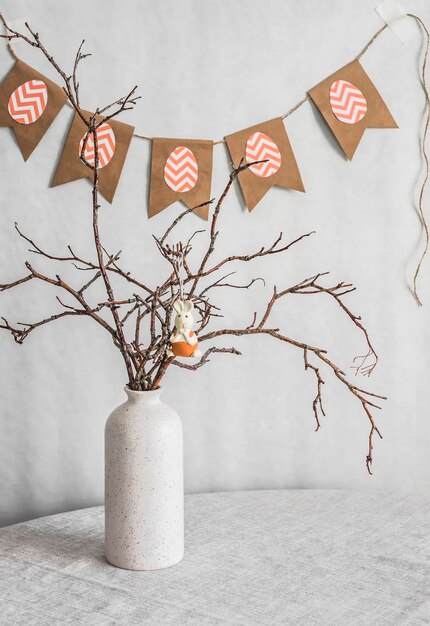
0, 60, 68, 161
51, 110, 134, 203
148, 138, 213, 219
308, 60, 397, 160
224, 117, 304, 212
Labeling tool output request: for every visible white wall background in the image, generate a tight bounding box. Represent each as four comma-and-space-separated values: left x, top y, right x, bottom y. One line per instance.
0, 0, 430, 527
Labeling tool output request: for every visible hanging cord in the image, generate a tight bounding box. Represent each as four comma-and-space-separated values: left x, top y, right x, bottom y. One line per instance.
354, 23, 388, 60
171, 243, 184, 301
407, 14, 430, 306
177, 244, 184, 301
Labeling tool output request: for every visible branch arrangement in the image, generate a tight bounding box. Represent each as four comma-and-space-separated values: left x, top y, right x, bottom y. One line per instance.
0, 22, 386, 473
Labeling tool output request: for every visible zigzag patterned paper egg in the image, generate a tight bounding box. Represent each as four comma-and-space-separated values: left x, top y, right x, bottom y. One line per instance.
78, 123, 116, 169
245, 132, 281, 178
164, 146, 198, 192
330, 80, 367, 124
8, 79, 48, 125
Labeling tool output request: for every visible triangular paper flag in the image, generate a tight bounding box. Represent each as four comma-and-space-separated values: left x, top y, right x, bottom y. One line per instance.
51, 110, 134, 203
0, 60, 68, 160
224, 117, 304, 211
308, 60, 397, 159
148, 138, 213, 219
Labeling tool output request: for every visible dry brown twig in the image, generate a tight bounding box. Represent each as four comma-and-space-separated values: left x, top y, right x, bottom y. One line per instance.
0, 21, 385, 472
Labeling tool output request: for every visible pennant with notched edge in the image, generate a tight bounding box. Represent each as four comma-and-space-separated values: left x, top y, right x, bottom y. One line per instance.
308, 60, 397, 160
224, 117, 304, 212
148, 138, 213, 220
0, 60, 68, 161
51, 110, 134, 203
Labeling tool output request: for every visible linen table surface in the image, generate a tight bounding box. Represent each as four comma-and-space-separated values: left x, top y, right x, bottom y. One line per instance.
0, 490, 429, 625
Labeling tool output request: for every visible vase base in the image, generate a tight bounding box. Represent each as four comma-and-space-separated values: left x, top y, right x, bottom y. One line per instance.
104, 552, 184, 572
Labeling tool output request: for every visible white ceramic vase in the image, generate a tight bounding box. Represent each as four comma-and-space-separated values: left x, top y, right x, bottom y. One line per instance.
104, 387, 184, 571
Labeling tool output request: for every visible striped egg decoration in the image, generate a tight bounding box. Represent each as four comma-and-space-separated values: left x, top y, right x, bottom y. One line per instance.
78, 123, 116, 169
330, 80, 367, 124
8, 80, 48, 125
245, 132, 282, 178
164, 146, 198, 193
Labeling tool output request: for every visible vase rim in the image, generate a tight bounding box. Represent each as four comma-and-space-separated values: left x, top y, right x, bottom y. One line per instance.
124, 385, 163, 400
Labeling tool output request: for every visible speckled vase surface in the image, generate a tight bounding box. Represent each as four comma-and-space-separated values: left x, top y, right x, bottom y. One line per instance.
105, 387, 184, 571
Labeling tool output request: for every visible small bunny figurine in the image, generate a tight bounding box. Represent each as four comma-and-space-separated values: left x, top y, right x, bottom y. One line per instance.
168, 299, 201, 358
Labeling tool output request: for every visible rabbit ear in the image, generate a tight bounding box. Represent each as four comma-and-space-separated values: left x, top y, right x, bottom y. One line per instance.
183, 300, 194, 313
173, 300, 184, 314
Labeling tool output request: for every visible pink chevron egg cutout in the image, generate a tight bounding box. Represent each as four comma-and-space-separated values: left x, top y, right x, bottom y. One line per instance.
164, 146, 198, 193
78, 123, 116, 169
245, 132, 282, 178
8, 80, 48, 125
330, 80, 367, 124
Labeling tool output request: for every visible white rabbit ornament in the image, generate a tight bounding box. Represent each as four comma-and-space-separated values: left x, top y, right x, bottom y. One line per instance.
168, 300, 201, 358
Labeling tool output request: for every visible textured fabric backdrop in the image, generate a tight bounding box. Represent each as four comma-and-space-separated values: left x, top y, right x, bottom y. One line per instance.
1, 0, 430, 527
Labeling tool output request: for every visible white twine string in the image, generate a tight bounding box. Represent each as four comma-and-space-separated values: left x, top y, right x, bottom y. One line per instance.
175, 244, 184, 301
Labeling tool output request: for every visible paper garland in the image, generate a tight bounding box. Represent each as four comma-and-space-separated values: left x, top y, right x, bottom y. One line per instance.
308, 60, 397, 160
148, 138, 213, 219
0, 55, 397, 210
0, 60, 67, 160
51, 110, 134, 203
0, 12, 428, 304
225, 118, 304, 211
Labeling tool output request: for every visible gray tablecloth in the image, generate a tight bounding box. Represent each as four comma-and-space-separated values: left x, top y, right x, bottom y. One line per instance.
0, 490, 429, 625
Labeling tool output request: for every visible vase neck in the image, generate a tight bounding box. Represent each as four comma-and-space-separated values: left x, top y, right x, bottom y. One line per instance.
124, 387, 163, 405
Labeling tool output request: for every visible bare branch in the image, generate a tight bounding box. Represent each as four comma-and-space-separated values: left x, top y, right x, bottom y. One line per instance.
0, 274, 34, 291
172, 347, 241, 370
0, 22, 386, 471
304, 347, 325, 432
